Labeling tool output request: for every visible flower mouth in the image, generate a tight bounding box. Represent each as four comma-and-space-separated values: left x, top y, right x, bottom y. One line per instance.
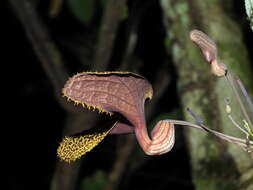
57, 112, 134, 163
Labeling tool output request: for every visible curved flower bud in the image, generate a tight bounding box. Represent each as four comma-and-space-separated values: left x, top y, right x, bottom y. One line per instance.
190, 29, 227, 77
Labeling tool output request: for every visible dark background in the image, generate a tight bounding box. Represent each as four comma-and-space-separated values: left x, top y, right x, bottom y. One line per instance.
5, 0, 252, 190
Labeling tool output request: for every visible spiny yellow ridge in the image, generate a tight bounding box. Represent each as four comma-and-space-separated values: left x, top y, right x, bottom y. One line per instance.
63, 94, 113, 116
84, 71, 146, 79
144, 89, 153, 100
57, 124, 115, 163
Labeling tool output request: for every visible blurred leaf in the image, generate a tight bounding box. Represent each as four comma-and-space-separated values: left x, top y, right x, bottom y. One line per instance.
67, 0, 94, 24
122, 5, 129, 20
80, 170, 107, 190
48, 0, 63, 17
245, 0, 253, 30
245, 0, 253, 18
100, 0, 107, 9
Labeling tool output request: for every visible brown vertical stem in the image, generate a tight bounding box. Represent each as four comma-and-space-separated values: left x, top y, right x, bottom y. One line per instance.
9, 0, 68, 103
8, 1, 86, 190
93, 0, 127, 71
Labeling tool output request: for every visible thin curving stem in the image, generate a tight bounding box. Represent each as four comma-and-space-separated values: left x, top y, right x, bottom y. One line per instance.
236, 78, 253, 122
168, 119, 253, 148
225, 72, 253, 130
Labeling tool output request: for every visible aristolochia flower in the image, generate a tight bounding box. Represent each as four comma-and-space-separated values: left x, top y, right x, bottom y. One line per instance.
58, 72, 175, 162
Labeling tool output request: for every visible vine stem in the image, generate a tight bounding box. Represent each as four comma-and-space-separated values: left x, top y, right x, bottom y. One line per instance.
167, 119, 253, 149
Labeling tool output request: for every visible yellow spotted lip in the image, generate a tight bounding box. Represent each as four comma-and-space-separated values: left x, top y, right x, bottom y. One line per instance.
57, 123, 116, 162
